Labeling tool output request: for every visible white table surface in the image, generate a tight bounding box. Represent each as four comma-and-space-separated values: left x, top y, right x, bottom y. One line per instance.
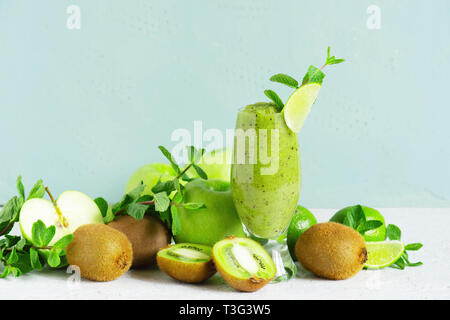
1, 208, 449, 300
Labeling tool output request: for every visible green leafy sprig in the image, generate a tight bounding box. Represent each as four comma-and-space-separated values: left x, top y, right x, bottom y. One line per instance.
0, 178, 73, 278
341, 205, 383, 236
97, 145, 208, 236
386, 224, 423, 269
264, 46, 345, 110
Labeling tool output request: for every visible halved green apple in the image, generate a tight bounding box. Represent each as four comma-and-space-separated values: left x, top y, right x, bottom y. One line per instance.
19, 190, 104, 245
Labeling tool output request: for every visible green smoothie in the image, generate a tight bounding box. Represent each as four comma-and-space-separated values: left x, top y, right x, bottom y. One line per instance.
231, 103, 301, 239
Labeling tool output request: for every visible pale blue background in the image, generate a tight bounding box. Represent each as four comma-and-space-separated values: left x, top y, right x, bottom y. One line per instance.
0, 0, 449, 207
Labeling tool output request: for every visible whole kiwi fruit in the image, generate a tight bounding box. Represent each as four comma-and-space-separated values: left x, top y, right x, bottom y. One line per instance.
108, 215, 170, 268
66, 224, 133, 282
157, 243, 216, 283
212, 236, 276, 292
295, 222, 368, 280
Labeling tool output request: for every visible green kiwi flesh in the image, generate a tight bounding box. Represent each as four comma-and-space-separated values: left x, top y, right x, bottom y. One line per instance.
212, 237, 276, 292
157, 243, 216, 283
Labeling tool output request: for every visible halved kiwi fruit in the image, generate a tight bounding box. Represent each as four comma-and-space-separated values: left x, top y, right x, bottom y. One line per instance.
157, 243, 216, 283
212, 236, 276, 292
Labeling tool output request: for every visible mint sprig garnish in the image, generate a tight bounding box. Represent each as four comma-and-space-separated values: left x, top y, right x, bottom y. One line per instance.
102, 145, 209, 236
264, 46, 344, 108
341, 205, 383, 235
386, 223, 423, 269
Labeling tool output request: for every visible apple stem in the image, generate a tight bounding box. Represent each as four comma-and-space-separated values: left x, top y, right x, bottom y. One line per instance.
45, 187, 56, 204
45, 186, 69, 228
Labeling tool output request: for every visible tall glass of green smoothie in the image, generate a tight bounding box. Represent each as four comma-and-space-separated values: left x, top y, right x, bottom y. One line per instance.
231, 102, 301, 282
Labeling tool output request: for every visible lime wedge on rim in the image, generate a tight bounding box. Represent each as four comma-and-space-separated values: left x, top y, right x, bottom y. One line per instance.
365, 240, 405, 269
282, 83, 321, 132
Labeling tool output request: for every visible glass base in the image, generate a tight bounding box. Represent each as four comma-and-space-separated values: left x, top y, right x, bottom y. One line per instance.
249, 234, 296, 283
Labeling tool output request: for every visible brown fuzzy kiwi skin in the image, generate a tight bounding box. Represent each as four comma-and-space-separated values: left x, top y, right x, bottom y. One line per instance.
295, 222, 368, 280
66, 224, 133, 282
108, 215, 170, 268
212, 260, 271, 292
212, 237, 273, 292
156, 245, 216, 283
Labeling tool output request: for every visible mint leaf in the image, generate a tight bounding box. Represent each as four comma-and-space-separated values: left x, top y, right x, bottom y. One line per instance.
264, 90, 284, 110
103, 206, 115, 224
113, 182, 145, 214
47, 249, 61, 268
28, 179, 45, 200
173, 179, 182, 194
43, 225, 56, 246
158, 145, 181, 174
94, 197, 108, 218
387, 224, 401, 240
16, 176, 25, 200
186, 146, 205, 163
405, 243, 423, 251
125, 182, 145, 202
270, 73, 299, 88
391, 257, 406, 270
31, 220, 46, 246
357, 220, 383, 234
152, 179, 175, 194
192, 164, 208, 180
154, 192, 170, 212
402, 253, 423, 267
7, 247, 18, 265
3, 235, 21, 247
29, 247, 42, 270
173, 191, 183, 204
301, 65, 326, 85
0, 197, 16, 225
343, 205, 364, 229
53, 234, 73, 249
343, 212, 355, 228
16, 238, 26, 251
10, 267, 21, 278
0, 266, 12, 278
170, 205, 181, 236
183, 202, 206, 210
11, 252, 33, 274
327, 58, 345, 65
127, 203, 148, 220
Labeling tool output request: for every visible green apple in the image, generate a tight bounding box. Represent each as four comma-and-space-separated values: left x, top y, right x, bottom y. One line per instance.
19, 191, 104, 245
174, 179, 245, 246
125, 163, 177, 196
189, 148, 232, 182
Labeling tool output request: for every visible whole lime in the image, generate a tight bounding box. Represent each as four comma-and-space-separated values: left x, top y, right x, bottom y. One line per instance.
287, 205, 317, 260
329, 205, 386, 241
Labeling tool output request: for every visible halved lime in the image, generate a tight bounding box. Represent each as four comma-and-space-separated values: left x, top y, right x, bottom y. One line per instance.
365, 240, 405, 269
282, 83, 321, 132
